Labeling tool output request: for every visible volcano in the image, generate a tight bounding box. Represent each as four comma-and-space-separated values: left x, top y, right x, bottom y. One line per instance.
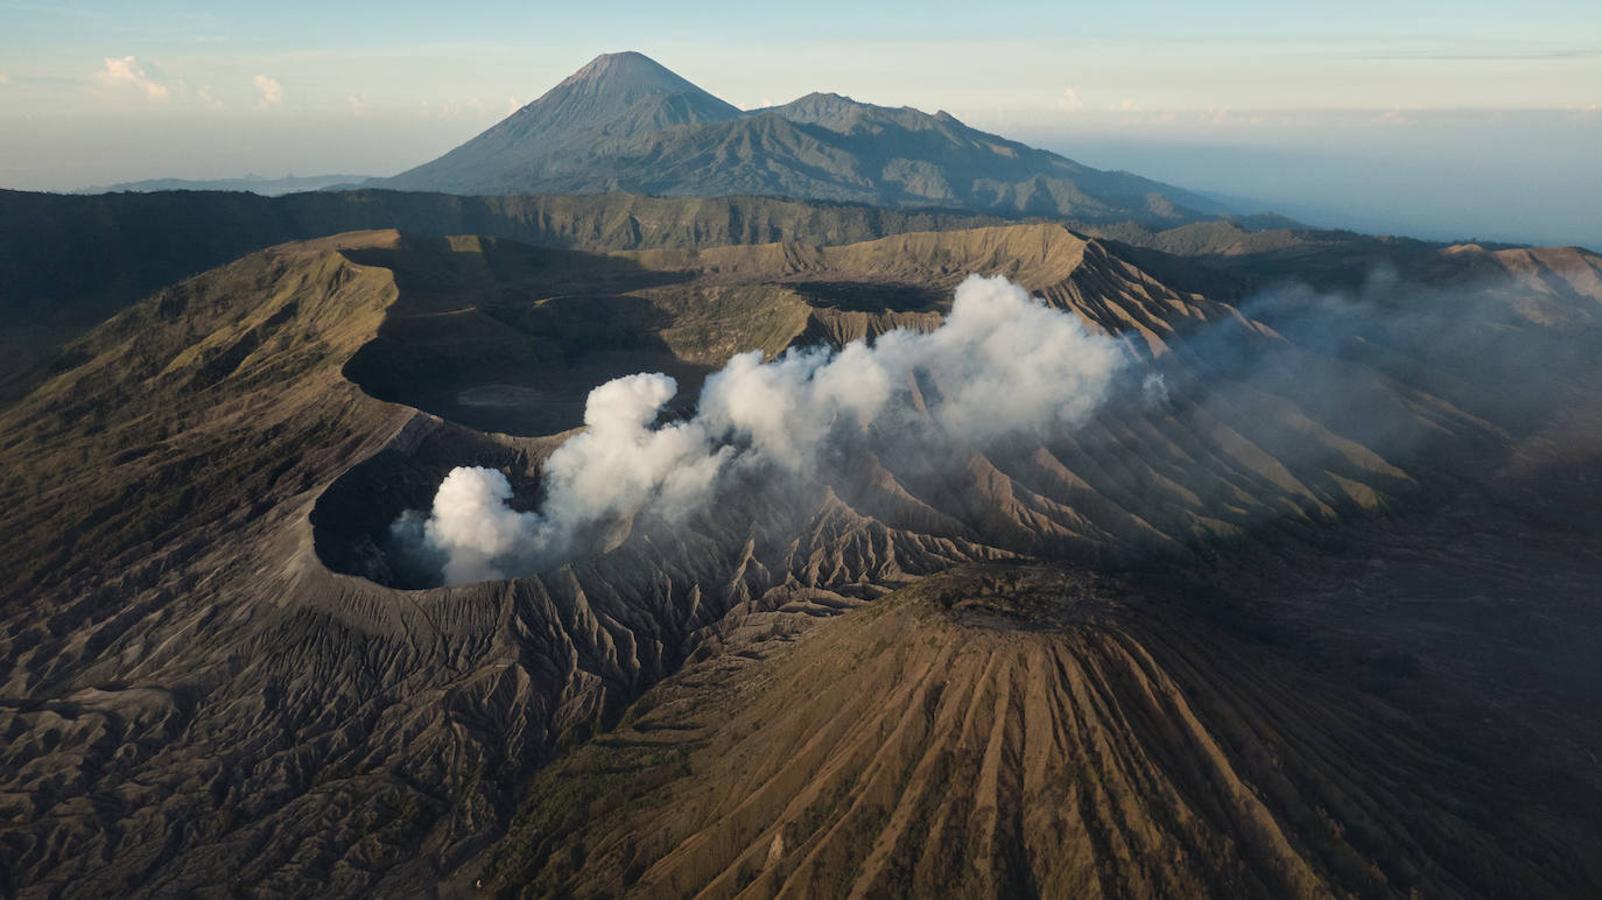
4, 207, 1602, 895
374, 52, 1227, 225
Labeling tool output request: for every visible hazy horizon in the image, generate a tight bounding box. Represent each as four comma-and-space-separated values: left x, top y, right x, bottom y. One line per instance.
2, 1, 1597, 247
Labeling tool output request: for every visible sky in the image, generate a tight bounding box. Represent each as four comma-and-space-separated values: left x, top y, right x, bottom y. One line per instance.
1, 0, 1598, 246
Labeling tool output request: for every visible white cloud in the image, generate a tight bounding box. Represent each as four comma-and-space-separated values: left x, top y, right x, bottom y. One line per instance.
505, 95, 522, 115
100, 56, 169, 101
253, 73, 283, 107
1118, 97, 1140, 112
1058, 87, 1083, 112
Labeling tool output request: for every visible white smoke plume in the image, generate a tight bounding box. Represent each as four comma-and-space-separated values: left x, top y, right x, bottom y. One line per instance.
394, 274, 1130, 584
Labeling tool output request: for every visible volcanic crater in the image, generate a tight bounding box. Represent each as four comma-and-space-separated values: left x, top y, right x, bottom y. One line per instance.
9, 211, 1602, 895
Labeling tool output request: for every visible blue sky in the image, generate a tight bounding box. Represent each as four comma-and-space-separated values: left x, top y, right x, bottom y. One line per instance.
5, 1, 1599, 112
1, 1, 1598, 245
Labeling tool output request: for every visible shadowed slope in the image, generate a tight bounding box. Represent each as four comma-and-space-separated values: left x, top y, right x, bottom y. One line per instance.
0, 229, 1000, 895
317, 222, 1597, 591
0, 188, 1003, 403
383, 52, 742, 195
2, 223, 1600, 897
475, 565, 1602, 899
0, 230, 406, 605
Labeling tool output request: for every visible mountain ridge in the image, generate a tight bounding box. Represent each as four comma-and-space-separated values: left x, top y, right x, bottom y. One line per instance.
376, 52, 1229, 224
4, 223, 1602, 895
73, 173, 370, 196
5, 185, 1596, 409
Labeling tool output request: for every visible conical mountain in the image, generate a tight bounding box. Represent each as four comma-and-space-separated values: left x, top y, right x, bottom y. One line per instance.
382, 51, 742, 193
374, 52, 1229, 225
501, 50, 742, 136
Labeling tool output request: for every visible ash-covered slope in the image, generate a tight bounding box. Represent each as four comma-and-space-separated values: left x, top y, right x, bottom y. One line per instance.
0, 187, 1000, 337
0, 187, 1005, 404
1091, 217, 1602, 297
3, 223, 1601, 896
8, 183, 1593, 413
0, 228, 985, 895
325, 221, 1601, 590
376, 52, 1226, 225
475, 565, 1602, 899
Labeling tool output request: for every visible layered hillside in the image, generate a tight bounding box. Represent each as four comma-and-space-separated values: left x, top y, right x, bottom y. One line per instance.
325, 221, 1598, 589
9, 184, 1593, 409
0, 188, 1001, 331
0, 188, 1001, 402
474, 565, 1602, 898
1094, 218, 1602, 300
376, 52, 1226, 224
2, 224, 1600, 896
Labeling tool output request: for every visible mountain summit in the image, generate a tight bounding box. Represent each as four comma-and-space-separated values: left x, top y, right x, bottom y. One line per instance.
381, 52, 740, 194
507, 50, 740, 135
552, 51, 730, 108
378, 52, 1226, 224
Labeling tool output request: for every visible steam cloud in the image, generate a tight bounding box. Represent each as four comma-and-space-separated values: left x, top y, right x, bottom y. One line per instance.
393, 275, 1130, 585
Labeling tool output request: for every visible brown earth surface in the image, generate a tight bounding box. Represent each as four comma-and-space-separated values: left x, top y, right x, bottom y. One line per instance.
2, 222, 1600, 897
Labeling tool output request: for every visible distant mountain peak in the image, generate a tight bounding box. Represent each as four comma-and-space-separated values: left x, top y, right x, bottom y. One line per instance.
556, 51, 702, 98
781, 91, 897, 114
385, 51, 743, 192
378, 52, 1229, 225
792, 90, 852, 104
772, 91, 952, 136
579, 49, 654, 67
516, 50, 739, 127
